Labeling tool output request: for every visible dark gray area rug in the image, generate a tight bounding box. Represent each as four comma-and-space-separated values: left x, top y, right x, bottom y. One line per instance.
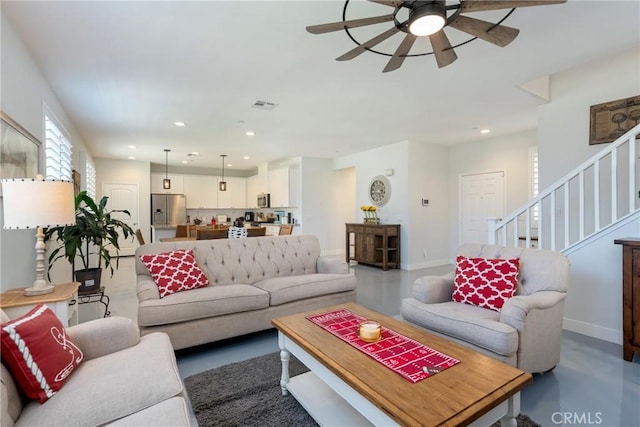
184, 351, 540, 427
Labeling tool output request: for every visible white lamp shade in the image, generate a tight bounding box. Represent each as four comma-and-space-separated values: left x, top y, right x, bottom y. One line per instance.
2, 178, 75, 229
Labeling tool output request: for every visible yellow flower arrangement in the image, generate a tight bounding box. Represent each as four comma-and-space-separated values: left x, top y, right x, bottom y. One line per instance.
360, 205, 379, 223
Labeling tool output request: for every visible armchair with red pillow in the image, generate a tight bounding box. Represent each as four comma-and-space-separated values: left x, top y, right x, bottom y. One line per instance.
401, 243, 569, 373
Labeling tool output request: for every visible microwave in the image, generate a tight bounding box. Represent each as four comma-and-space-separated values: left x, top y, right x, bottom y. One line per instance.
257, 193, 270, 208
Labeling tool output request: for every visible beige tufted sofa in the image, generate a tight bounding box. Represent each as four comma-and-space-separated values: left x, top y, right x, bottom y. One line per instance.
135, 235, 357, 350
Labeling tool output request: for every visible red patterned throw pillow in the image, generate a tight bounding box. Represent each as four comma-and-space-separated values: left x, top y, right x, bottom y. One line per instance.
452, 255, 520, 311
140, 249, 209, 298
0, 304, 84, 403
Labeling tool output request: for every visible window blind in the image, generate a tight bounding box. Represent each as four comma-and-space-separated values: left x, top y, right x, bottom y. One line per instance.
86, 160, 96, 199
44, 116, 72, 181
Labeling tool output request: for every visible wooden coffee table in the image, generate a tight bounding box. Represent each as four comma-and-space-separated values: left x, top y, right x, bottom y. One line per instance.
272, 303, 532, 427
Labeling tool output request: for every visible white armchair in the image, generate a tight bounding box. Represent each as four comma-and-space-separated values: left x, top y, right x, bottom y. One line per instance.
401, 243, 569, 373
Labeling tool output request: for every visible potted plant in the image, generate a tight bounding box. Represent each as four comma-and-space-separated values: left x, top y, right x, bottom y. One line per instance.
44, 191, 134, 294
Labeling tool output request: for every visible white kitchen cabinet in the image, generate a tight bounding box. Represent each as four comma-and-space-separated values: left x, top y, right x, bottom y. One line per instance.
246, 175, 262, 209
268, 166, 300, 208
151, 173, 184, 194
183, 175, 217, 208
217, 177, 246, 208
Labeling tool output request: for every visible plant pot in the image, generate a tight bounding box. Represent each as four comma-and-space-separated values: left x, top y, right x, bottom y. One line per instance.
75, 268, 102, 294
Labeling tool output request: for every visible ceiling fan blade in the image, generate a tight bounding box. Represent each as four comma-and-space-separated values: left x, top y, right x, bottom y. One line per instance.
461, 0, 567, 13
306, 14, 395, 34
367, 0, 406, 7
448, 15, 519, 47
383, 33, 417, 73
428, 31, 458, 68
336, 27, 400, 61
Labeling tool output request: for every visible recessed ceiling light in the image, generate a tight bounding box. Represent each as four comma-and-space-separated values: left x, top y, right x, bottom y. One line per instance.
243, 156, 250, 160
128, 156, 135, 160
245, 131, 255, 136
181, 160, 188, 164
175, 121, 185, 127
480, 129, 491, 134
128, 145, 136, 149
227, 164, 232, 168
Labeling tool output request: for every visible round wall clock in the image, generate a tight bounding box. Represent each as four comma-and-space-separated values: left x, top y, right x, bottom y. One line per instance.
368, 175, 391, 207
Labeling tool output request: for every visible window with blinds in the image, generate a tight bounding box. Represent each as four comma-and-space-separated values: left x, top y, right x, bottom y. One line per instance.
86, 160, 96, 199
528, 147, 539, 222
44, 115, 72, 181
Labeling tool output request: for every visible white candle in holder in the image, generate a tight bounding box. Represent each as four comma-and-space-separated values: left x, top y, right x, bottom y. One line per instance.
359, 320, 381, 341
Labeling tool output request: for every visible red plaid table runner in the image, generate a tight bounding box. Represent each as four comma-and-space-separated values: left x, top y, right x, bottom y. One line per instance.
306, 309, 460, 383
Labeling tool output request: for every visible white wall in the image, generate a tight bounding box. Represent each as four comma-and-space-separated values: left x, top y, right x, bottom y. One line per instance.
407, 141, 450, 269
299, 158, 355, 256
563, 213, 639, 344
448, 130, 537, 255
0, 14, 91, 291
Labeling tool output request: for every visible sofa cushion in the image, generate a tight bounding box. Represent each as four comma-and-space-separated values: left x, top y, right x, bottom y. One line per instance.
253, 273, 358, 306
105, 396, 192, 426
1, 363, 24, 427
452, 256, 519, 311
140, 249, 209, 297
138, 284, 269, 327
401, 298, 519, 357
1, 305, 84, 403
16, 332, 183, 426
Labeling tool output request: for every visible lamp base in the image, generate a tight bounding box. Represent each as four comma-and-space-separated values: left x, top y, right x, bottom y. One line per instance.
23, 282, 55, 296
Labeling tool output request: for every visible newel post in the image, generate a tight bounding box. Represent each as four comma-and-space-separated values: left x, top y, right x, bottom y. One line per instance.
487, 217, 500, 244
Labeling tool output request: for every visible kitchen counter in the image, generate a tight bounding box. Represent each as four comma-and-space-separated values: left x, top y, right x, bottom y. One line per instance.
150, 225, 177, 242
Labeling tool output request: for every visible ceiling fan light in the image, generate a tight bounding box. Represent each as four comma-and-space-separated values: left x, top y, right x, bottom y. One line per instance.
409, 2, 446, 36
410, 15, 445, 36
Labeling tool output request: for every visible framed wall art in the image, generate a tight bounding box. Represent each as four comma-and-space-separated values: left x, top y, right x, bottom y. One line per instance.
589, 95, 640, 145
1, 111, 41, 180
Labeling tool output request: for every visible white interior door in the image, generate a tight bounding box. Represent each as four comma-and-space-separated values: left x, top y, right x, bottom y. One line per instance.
460, 171, 504, 244
102, 183, 138, 256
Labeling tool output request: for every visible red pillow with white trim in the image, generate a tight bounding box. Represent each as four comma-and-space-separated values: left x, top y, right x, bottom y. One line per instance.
140, 249, 209, 298
452, 255, 520, 312
0, 304, 84, 403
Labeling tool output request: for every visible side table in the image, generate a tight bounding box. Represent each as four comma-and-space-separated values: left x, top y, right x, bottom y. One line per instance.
0, 282, 80, 326
76, 286, 111, 318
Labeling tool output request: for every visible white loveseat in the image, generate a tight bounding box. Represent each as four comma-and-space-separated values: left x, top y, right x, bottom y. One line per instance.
0, 311, 194, 426
135, 234, 357, 350
401, 243, 570, 373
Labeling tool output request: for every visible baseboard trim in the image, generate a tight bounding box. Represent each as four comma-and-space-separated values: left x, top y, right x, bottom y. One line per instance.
563, 317, 622, 345
402, 259, 451, 271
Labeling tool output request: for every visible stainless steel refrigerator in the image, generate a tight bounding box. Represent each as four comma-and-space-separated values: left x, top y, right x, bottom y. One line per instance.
151, 194, 187, 226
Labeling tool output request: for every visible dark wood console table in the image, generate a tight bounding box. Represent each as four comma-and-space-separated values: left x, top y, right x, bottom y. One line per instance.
345, 223, 400, 271
614, 238, 640, 361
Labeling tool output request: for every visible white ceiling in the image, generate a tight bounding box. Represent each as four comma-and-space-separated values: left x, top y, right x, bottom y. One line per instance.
3, 0, 639, 172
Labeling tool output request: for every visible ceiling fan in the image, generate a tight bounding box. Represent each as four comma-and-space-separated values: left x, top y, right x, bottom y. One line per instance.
307, 0, 567, 72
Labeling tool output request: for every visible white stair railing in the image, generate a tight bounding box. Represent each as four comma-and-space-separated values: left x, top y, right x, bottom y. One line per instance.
488, 124, 640, 251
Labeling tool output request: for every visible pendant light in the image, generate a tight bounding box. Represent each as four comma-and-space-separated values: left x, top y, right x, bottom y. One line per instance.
163, 149, 171, 190
219, 154, 227, 191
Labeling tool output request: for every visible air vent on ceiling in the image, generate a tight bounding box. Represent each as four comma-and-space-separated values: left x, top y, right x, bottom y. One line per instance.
252, 100, 278, 110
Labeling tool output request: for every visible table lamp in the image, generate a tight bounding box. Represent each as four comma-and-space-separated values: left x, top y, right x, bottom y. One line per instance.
1, 176, 75, 296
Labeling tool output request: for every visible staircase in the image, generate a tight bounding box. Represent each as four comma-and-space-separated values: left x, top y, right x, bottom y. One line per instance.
488, 124, 640, 252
